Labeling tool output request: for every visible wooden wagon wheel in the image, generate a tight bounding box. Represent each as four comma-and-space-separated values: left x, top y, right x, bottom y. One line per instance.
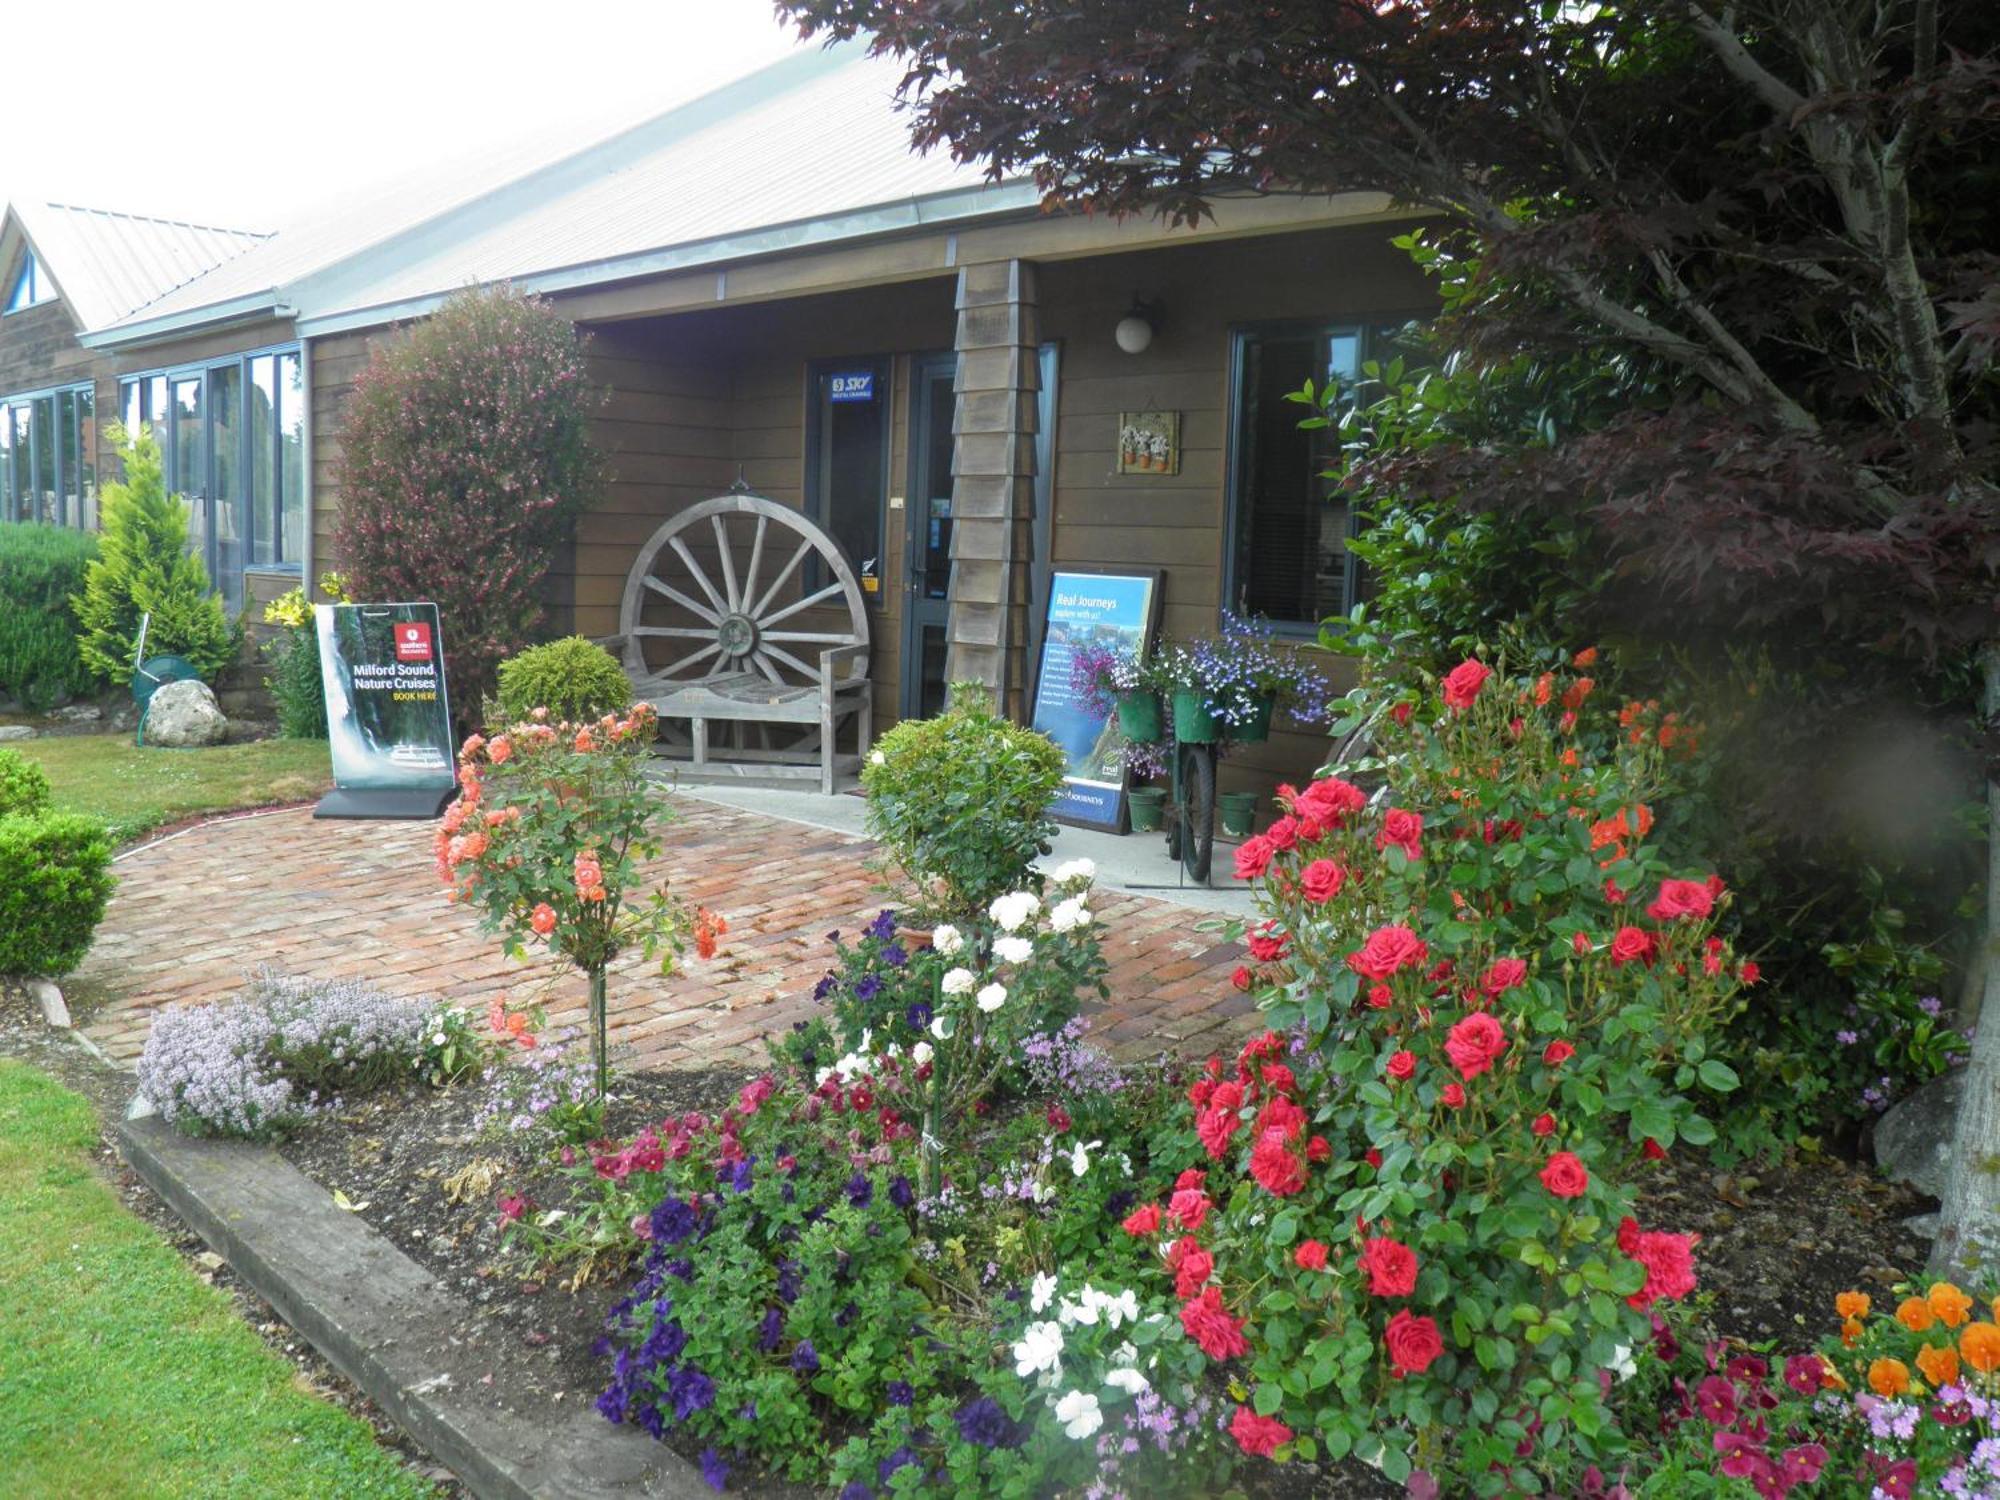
617, 493, 870, 697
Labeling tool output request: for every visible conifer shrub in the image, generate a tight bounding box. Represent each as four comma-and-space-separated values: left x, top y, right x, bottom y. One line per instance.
0, 524, 101, 711
493, 636, 631, 725
0, 748, 52, 818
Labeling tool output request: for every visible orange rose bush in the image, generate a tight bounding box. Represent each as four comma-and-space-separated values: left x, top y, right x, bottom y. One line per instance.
1128, 656, 1754, 1493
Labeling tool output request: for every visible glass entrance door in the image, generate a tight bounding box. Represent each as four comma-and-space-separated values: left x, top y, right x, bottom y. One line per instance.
900, 354, 956, 720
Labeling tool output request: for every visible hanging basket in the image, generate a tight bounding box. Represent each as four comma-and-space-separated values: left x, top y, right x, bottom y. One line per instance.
1233, 696, 1276, 744
1171, 689, 1220, 745
1115, 690, 1164, 744
1218, 790, 1259, 837
1127, 786, 1167, 832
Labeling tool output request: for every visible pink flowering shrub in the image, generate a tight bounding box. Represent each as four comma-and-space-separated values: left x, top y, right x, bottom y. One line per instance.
1118, 655, 1755, 1493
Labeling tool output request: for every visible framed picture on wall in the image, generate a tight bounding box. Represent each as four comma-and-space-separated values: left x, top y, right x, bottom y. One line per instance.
1116, 411, 1180, 475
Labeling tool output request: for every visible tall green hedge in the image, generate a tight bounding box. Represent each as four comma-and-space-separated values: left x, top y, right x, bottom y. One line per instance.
0, 749, 114, 978
0, 525, 102, 712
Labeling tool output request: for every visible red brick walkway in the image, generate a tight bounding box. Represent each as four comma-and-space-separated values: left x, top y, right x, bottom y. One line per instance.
76, 801, 1254, 1072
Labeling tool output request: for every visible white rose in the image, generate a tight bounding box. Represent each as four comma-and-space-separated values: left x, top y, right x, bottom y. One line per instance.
910, 1040, 934, 1066
994, 935, 1034, 964
931, 924, 963, 956
1050, 858, 1095, 885
1054, 1389, 1102, 1440
1048, 897, 1091, 933
988, 891, 1040, 932
941, 967, 976, 996
975, 982, 1007, 1013
1029, 1271, 1059, 1314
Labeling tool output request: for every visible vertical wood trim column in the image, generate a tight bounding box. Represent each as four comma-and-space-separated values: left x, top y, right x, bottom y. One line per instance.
944, 259, 1038, 717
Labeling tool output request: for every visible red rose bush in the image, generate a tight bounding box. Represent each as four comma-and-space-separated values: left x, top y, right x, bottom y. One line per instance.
1127, 656, 1752, 1493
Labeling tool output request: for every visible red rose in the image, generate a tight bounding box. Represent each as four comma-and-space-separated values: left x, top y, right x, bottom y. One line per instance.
1196, 1106, 1242, 1160
1442, 658, 1492, 710
1247, 923, 1288, 963
1384, 1309, 1444, 1376
1121, 1203, 1162, 1235
1260, 1062, 1297, 1095
1542, 1039, 1576, 1066
1610, 925, 1656, 966
1642, 1137, 1667, 1161
1377, 807, 1424, 860
1390, 701, 1414, 725
1306, 1134, 1331, 1162
1175, 1167, 1208, 1192
1256, 1093, 1306, 1141
1294, 1239, 1329, 1271
1266, 817, 1299, 851
1604, 878, 1627, 905
1443, 1011, 1509, 1080
1212, 1080, 1245, 1112
1169, 1187, 1212, 1230
1531, 1113, 1557, 1138
1621, 1221, 1698, 1309
1385, 1050, 1416, 1081
1646, 878, 1716, 922
1360, 1235, 1419, 1296
1229, 1405, 1294, 1458
1250, 1128, 1308, 1196
1180, 1286, 1249, 1360
1300, 859, 1346, 903
1187, 1078, 1214, 1108
1174, 1244, 1215, 1299
1740, 961, 1762, 985
1231, 964, 1252, 991
1365, 1148, 1383, 1169
1481, 957, 1528, 997
1294, 776, 1368, 827
1440, 1082, 1465, 1109
1571, 931, 1592, 955
1540, 1150, 1590, 1199
1233, 835, 1277, 881
1348, 924, 1429, 981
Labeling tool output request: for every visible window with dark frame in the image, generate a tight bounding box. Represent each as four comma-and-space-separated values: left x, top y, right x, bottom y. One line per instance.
0, 381, 95, 527
805, 357, 891, 606
1225, 319, 1418, 633
3, 252, 53, 314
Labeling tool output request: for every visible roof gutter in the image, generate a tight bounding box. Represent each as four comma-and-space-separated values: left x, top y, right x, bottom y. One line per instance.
80, 291, 292, 351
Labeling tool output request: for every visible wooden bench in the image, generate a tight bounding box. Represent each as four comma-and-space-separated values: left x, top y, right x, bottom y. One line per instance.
597, 490, 873, 794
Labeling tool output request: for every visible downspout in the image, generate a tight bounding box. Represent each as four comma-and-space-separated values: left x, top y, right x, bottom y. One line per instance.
299, 334, 314, 591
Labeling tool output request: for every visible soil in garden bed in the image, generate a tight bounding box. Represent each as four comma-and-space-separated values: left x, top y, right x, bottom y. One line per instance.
271, 1065, 1933, 1498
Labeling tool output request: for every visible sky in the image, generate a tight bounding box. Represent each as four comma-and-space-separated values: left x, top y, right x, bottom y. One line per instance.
0, 0, 811, 229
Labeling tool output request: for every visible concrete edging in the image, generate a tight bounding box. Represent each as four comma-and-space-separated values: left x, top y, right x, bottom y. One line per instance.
116, 1111, 704, 1500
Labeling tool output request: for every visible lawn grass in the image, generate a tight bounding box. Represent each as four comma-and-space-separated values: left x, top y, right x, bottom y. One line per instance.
0, 1060, 435, 1499
11, 734, 332, 843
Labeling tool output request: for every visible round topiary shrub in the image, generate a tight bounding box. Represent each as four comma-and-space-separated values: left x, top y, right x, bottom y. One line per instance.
860, 680, 1066, 922
0, 749, 52, 819
493, 637, 633, 726
0, 811, 114, 978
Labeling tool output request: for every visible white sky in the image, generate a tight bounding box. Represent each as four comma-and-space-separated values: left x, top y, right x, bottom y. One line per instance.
0, 0, 811, 229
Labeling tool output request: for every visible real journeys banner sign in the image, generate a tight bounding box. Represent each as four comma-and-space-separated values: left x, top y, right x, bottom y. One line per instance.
1028, 570, 1160, 829
315, 603, 456, 796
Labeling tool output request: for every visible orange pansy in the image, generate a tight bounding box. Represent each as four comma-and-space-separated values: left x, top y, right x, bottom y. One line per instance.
1931, 1282, 1975, 1328
1916, 1342, 1961, 1388
1897, 1296, 1937, 1332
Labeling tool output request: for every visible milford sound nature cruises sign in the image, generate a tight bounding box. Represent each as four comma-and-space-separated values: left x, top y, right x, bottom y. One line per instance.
312, 602, 458, 820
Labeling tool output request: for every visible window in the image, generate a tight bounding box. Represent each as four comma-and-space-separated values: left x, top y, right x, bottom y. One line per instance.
805, 357, 891, 604
1224, 320, 1417, 632
5, 252, 53, 313
0, 382, 95, 526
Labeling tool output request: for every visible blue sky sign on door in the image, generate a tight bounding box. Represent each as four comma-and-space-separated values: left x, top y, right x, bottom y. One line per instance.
1029, 570, 1159, 828
828, 370, 875, 402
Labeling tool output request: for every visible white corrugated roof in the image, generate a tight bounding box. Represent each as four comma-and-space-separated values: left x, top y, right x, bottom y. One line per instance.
10, 202, 268, 331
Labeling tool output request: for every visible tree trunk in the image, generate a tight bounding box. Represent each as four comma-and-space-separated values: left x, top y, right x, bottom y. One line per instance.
588, 965, 610, 1104
1930, 641, 2000, 1278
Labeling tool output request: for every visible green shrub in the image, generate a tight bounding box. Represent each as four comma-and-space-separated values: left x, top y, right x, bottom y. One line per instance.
861, 681, 1066, 922
0, 811, 115, 978
0, 524, 102, 712
73, 425, 236, 685
0, 749, 52, 819
265, 625, 326, 739
493, 636, 632, 725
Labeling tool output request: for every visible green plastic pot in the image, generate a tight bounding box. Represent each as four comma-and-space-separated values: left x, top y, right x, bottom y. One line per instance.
1127, 786, 1167, 832
1115, 690, 1164, 744
1218, 790, 1259, 837
1171, 689, 1220, 745
1234, 696, 1275, 744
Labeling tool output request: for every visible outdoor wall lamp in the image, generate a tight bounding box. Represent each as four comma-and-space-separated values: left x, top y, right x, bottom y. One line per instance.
1114, 298, 1161, 354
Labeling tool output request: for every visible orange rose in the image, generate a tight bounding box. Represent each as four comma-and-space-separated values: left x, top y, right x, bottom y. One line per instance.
1960, 1321, 2000, 1374
1834, 1291, 1871, 1321
1916, 1342, 1960, 1388
1866, 1358, 1910, 1398
1897, 1296, 1937, 1332
1931, 1282, 1974, 1328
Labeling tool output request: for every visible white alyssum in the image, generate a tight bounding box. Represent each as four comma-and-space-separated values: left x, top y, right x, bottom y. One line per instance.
1048, 897, 1091, 933
1054, 1389, 1102, 1440
930, 924, 964, 956
989, 890, 1040, 932
1012, 1321, 1064, 1380
941, 967, 976, 995
976, 983, 1008, 1013
993, 935, 1034, 964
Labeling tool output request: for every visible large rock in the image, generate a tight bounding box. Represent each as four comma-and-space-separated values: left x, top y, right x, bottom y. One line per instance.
1875, 1067, 1963, 1200
145, 679, 229, 748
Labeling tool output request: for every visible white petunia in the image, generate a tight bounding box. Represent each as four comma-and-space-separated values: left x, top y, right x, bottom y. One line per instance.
1050, 857, 1096, 886
1057, 1295, 1095, 1327
994, 935, 1034, 964
1107, 1289, 1140, 1328
1054, 1389, 1102, 1440
1103, 1366, 1150, 1395
941, 967, 976, 995
1068, 1139, 1103, 1177
1029, 1271, 1059, 1314
1012, 1320, 1064, 1379
976, 982, 1007, 1013
988, 890, 1040, 932
930, 1014, 954, 1040
1048, 897, 1091, 933
910, 1040, 934, 1066
931, 924, 964, 956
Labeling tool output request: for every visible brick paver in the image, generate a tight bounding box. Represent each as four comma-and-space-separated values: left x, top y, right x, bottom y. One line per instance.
76, 802, 1255, 1072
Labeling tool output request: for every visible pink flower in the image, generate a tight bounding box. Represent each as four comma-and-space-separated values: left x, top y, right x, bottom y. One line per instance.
530, 902, 556, 935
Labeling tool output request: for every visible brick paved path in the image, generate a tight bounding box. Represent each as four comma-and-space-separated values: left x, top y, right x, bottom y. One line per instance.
76, 801, 1254, 1072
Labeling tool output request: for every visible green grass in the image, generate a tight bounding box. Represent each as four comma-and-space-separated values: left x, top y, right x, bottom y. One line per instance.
11, 734, 332, 843
0, 1061, 436, 1499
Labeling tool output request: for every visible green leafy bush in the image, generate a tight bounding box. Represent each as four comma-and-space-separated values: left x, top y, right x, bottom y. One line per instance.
0, 749, 52, 819
73, 425, 236, 685
493, 636, 632, 726
0, 811, 114, 977
861, 682, 1066, 922
0, 524, 102, 712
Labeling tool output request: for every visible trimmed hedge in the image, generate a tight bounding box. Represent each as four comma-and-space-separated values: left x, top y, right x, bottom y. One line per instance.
0, 749, 52, 819
493, 636, 632, 725
0, 810, 115, 978
0, 524, 101, 712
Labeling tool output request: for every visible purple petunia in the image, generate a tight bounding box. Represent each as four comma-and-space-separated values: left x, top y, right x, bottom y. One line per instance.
669, 1365, 716, 1420
758, 1305, 783, 1352
649, 1196, 699, 1245
847, 1171, 873, 1208
889, 1175, 915, 1209
854, 974, 883, 1003
878, 1447, 919, 1484
953, 1395, 1017, 1448
866, 909, 898, 941
699, 1447, 729, 1491
885, 1381, 914, 1407
880, 943, 908, 968
838, 1485, 873, 1500
791, 1339, 820, 1374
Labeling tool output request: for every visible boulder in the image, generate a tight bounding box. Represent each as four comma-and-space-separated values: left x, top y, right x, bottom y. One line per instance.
1874, 1067, 1962, 1200
145, 679, 229, 748
0, 724, 35, 741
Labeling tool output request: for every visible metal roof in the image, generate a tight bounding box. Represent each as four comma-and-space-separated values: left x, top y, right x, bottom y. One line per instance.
9, 202, 268, 331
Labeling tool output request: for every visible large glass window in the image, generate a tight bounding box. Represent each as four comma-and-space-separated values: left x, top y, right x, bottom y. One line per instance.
807, 358, 891, 603
1224, 320, 1415, 631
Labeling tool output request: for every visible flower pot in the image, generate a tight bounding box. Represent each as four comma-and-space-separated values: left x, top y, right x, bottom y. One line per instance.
1115, 690, 1164, 744
1218, 790, 1259, 837
1234, 696, 1275, 744
1171, 689, 1220, 745
1127, 786, 1167, 832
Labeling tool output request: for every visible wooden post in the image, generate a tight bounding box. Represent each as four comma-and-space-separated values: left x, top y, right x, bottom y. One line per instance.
945, 260, 1038, 718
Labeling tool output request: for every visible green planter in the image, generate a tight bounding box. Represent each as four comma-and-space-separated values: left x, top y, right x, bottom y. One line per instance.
1218, 790, 1259, 837
1127, 786, 1167, 832
1171, 689, 1220, 745
1115, 690, 1164, 744
1234, 696, 1276, 744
